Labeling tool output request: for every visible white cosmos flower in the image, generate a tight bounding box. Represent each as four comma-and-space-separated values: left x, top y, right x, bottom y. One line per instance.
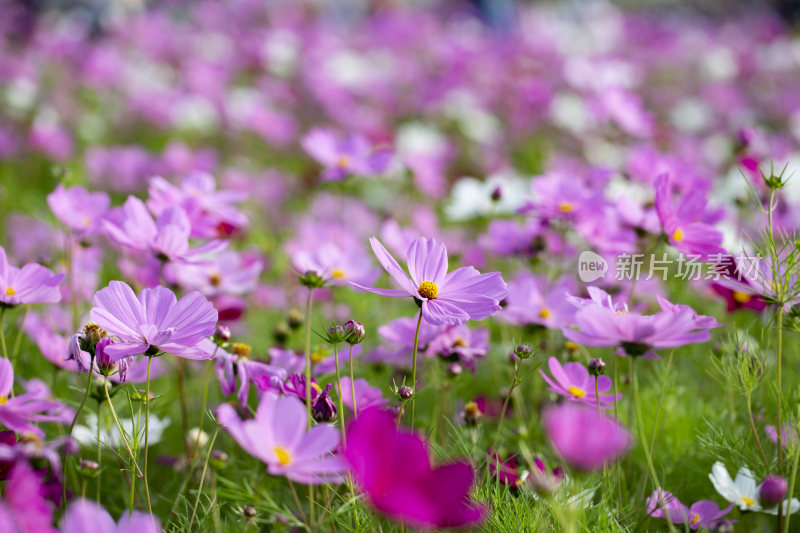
709, 461, 800, 515
73, 413, 170, 449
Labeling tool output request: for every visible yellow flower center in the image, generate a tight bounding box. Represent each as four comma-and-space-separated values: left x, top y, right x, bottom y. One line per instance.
672, 228, 684, 242
615, 309, 628, 315
311, 382, 322, 394
539, 308, 552, 319
273, 446, 292, 466
453, 337, 466, 347
741, 496, 755, 506
311, 351, 324, 364
690, 513, 700, 525
0, 396, 7, 405
231, 343, 252, 358
558, 201, 574, 213
331, 269, 345, 279
417, 280, 439, 300
732, 291, 752, 303
565, 341, 579, 352
209, 273, 221, 286
5, 287, 14, 296
83, 217, 91, 226
336, 155, 350, 168
567, 386, 586, 398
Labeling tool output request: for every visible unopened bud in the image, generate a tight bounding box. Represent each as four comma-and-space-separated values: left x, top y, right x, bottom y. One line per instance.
343, 320, 366, 345
243, 506, 257, 518
273, 322, 291, 344
397, 385, 414, 400
215, 325, 231, 343
514, 344, 533, 359
463, 401, 482, 426
588, 358, 606, 376
759, 475, 788, 508
287, 309, 303, 330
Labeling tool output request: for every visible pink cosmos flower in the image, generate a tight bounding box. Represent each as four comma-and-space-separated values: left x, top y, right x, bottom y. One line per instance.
345, 408, 485, 530
46, 184, 110, 236
0, 462, 55, 533
214, 343, 286, 406
426, 324, 489, 371
351, 237, 508, 326
539, 357, 620, 409
61, 499, 160, 533
337, 377, 388, 411
301, 128, 393, 182
542, 404, 632, 471
0, 246, 64, 307
654, 173, 725, 259
168, 250, 263, 297
216, 393, 345, 484
90, 281, 218, 361
147, 173, 248, 239
562, 292, 715, 359
103, 197, 225, 263
501, 272, 576, 329
647, 489, 735, 530
0, 358, 72, 437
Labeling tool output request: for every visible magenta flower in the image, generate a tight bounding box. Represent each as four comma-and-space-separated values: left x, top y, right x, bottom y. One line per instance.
345, 408, 485, 530
351, 237, 508, 326
216, 393, 345, 484
647, 488, 735, 530
539, 357, 620, 409
46, 184, 110, 236
61, 499, 160, 533
562, 296, 714, 359
336, 377, 388, 411
0, 246, 64, 307
90, 281, 218, 361
0, 462, 55, 533
301, 128, 392, 182
654, 174, 725, 259
542, 404, 632, 471
103, 196, 225, 262
0, 357, 72, 437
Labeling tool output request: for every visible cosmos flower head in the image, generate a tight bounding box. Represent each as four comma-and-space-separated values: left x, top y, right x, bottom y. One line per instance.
90, 281, 218, 361
61, 499, 161, 533
216, 393, 345, 484
539, 356, 621, 409
0, 357, 72, 437
501, 272, 576, 329
351, 237, 508, 326
344, 407, 485, 530
336, 377, 388, 411
0, 461, 56, 533
709, 461, 800, 515
542, 403, 632, 471
46, 184, 110, 236
301, 128, 393, 182
0, 246, 64, 307
646, 488, 735, 530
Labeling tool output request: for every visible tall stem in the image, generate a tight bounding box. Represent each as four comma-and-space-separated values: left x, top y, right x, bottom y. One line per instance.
102, 376, 143, 479
177, 358, 189, 457
0, 307, 8, 360
638, 350, 674, 502
409, 309, 423, 427
783, 407, 800, 533
348, 344, 357, 418
333, 344, 347, 446
777, 305, 784, 473
10, 306, 28, 367
301, 288, 315, 524
746, 389, 770, 469
490, 357, 521, 455
95, 399, 102, 502
143, 356, 153, 515
63, 357, 95, 506
187, 427, 220, 532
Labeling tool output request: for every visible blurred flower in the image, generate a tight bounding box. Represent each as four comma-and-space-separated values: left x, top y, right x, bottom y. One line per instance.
0, 462, 55, 533
217, 394, 345, 484
709, 461, 800, 515
646, 488, 735, 530
501, 272, 575, 329
336, 377, 387, 411
46, 184, 110, 236
301, 128, 392, 182
72, 413, 170, 450
0, 358, 72, 437
0, 246, 64, 307
61, 499, 160, 533
539, 357, 620, 409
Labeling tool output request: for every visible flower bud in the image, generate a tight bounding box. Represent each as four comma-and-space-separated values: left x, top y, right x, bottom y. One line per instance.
463, 400, 482, 426
490, 186, 502, 202
298, 270, 325, 289
324, 324, 347, 344
210, 450, 228, 470
759, 475, 788, 508
287, 309, 304, 330
95, 337, 117, 376
588, 358, 606, 376
448, 363, 463, 377
313, 385, 337, 423
397, 385, 414, 401
243, 506, 257, 518
79, 459, 99, 472
343, 320, 366, 345
529, 471, 561, 498
215, 324, 231, 343
514, 344, 533, 359
188, 428, 210, 450
273, 322, 291, 344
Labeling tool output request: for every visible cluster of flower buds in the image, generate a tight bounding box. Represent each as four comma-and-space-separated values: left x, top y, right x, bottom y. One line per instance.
322, 320, 366, 346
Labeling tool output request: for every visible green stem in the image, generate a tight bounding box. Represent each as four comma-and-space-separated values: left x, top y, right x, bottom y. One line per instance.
301, 288, 315, 524
409, 309, 423, 427
177, 358, 189, 457
10, 305, 28, 366
333, 344, 347, 446
348, 344, 357, 418
0, 307, 8, 360
491, 357, 521, 454
187, 427, 219, 532
638, 350, 674, 503
102, 376, 143, 479
777, 305, 784, 474
783, 407, 800, 533
63, 357, 94, 506
96, 399, 102, 503
746, 389, 770, 469
143, 356, 153, 515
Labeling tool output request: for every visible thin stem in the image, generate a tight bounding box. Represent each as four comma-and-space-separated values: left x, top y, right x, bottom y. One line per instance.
143, 356, 153, 515
333, 344, 347, 446
301, 288, 315, 524
102, 376, 143, 479
491, 357, 521, 454
0, 307, 8, 360
783, 407, 800, 533
10, 305, 28, 366
96, 399, 102, 503
63, 358, 95, 506
187, 427, 220, 532
638, 350, 674, 502
409, 309, 423, 427
777, 304, 784, 474
746, 389, 770, 469
348, 344, 357, 418
177, 358, 189, 457
287, 479, 308, 525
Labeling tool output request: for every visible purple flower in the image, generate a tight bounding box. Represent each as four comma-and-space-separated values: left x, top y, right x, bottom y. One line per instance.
214, 343, 286, 406
168, 250, 263, 297
0, 246, 64, 307
47, 184, 110, 236
216, 393, 345, 484
103, 197, 225, 262
351, 237, 508, 326
0, 358, 72, 437
542, 404, 632, 471
336, 377, 388, 411
766, 423, 798, 449
90, 281, 218, 361
426, 324, 489, 371
61, 499, 160, 533
0, 462, 56, 533
562, 295, 715, 360
501, 272, 576, 329
539, 357, 620, 409
301, 128, 392, 182
345, 408, 485, 530
647, 488, 735, 530
654, 173, 725, 259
